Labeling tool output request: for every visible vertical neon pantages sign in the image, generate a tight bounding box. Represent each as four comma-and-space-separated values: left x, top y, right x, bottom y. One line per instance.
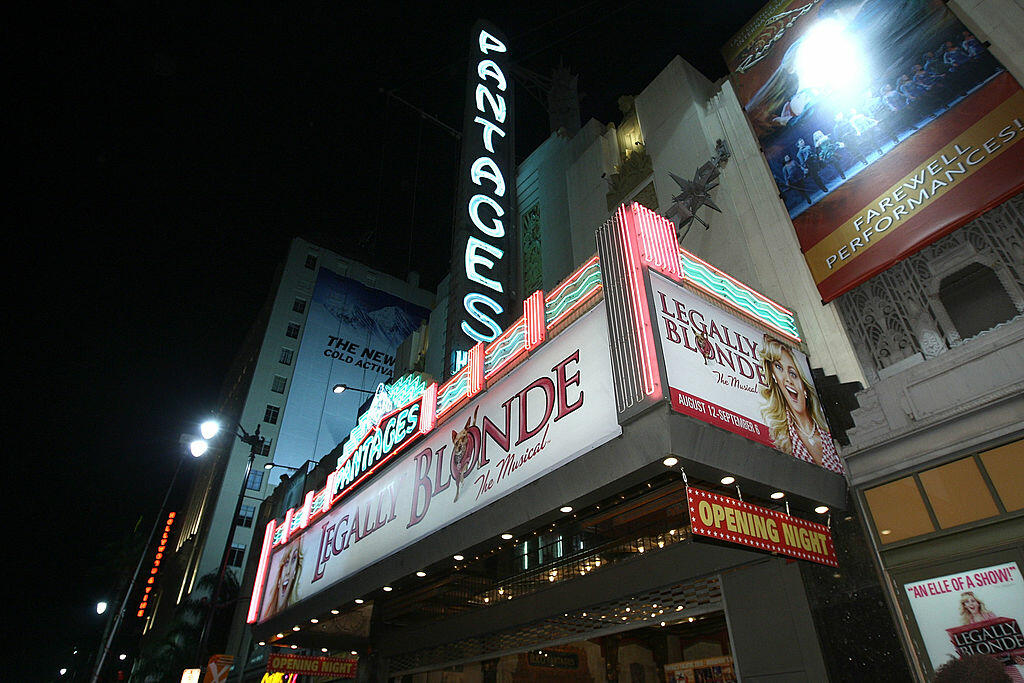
446, 20, 516, 376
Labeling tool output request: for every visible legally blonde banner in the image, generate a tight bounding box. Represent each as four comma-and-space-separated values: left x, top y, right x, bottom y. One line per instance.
724, 0, 1024, 301
904, 562, 1024, 676
651, 272, 842, 474
255, 305, 620, 623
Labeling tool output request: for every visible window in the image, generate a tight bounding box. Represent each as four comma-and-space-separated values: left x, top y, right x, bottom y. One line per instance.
292, 298, 307, 314
979, 440, 1024, 511
264, 405, 280, 424
271, 376, 287, 394
227, 543, 246, 567
236, 504, 255, 528
305, 254, 317, 269
285, 323, 300, 339
258, 439, 272, 458
918, 458, 999, 528
279, 348, 294, 366
938, 263, 1017, 340
864, 477, 935, 544
245, 470, 264, 492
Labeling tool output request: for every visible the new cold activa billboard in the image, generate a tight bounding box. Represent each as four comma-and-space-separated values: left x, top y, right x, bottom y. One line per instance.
724, 1, 1024, 301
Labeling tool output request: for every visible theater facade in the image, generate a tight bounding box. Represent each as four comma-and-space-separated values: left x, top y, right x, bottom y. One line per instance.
240, 206, 895, 682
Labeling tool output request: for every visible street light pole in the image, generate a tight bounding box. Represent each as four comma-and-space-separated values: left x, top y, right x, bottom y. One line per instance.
195, 423, 265, 671
90, 451, 193, 683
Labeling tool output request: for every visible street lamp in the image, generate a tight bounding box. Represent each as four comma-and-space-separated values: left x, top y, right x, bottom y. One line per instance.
95, 601, 108, 616
194, 420, 266, 671
331, 383, 376, 395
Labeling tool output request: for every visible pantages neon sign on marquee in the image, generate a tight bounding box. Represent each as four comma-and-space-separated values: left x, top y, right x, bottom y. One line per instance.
447, 20, 516, 373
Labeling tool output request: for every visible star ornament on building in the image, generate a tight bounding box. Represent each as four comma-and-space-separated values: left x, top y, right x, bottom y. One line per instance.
663, 139, 730, 242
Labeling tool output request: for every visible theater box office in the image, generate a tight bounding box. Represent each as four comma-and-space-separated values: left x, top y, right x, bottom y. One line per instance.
243, 206, 888, 682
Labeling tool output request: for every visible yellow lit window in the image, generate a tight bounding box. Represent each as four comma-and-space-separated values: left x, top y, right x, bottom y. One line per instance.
864, 477, 935, 543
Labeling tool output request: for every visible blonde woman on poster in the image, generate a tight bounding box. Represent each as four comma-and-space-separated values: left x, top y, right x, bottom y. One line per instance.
263, 544, 302, 619
959, 591, 998, 624
758, 336, 843, 473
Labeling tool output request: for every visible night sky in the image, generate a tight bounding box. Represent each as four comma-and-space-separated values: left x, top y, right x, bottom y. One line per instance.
14, 2, 765, 679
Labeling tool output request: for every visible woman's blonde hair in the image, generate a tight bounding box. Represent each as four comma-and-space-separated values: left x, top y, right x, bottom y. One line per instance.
265, 544, 303, 618
959, 591, 991, 625
759, 335, 827, 454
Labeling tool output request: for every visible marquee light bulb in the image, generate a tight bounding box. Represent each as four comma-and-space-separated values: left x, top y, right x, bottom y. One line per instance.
453, 554, 464, 561
500, 533, 513, 540
771, 491, 785, 500
560, 506, 573, 513
416, 571, 426, 577
815, 505, 829, 514
720, 476, 735, 485
662, 456, 679, 467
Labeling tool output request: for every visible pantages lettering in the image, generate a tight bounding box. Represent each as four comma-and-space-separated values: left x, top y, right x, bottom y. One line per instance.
657, 291, 767, 389
312, 349, 585, 581
335, 399, 421, 491
951, 618, 1024, 657
462, 27, 511, 344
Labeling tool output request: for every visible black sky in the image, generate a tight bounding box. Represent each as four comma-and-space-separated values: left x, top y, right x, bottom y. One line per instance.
13, 1, 765, 678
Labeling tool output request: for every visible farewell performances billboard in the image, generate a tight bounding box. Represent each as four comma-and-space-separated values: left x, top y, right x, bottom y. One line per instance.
651, 272, 843, 474
273, 268, 429, 482
255, 305, 620, 623
724, 1, 1024, 301
904, 562, 1024, 677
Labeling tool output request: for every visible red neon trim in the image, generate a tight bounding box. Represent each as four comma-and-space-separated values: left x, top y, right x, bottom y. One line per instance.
485, 315, 524, 357
299, 490, 314, 530
419, 383, 437, 434
469, 342, 485, 396
525, 290, 545, 350
620, 205, 661, 396
282, 508, 294, 544
437, 365, 470, 418
545, 255, 600, 304
247, 519, 277, 624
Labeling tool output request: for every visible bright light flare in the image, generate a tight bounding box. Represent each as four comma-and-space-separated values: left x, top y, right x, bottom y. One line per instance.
189, 440, 209, 458
96, 601, 108, 615
200, 419, 220, 440
795, 19, 864, 94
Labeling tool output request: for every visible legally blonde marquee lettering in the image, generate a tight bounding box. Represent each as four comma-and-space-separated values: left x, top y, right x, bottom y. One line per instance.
462, 26, 512, 344
254, 306, 619, 622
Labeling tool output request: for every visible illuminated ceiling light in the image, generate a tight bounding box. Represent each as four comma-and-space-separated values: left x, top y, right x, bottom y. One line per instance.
500, 533, 514, 540
331, 609, 339, 615
60, 669, 67, 676
354, 598, 364, 604
118, 654, 127, 661
415, 571, 426, 577
292, 626, 300, 631
815, 505, 829, 514
290, 645, 298, 650
720, 476, 735, 485
661, 622, 666, 627
662, 456, 678, 467
560, 506, 573, 513
688, 617, 695, 622
258, 642, 266, 646
453, 554, 464, 561
770, 491, 785, 500
382, 586, 393, 592
322, 648, 328, 653
881, 529, 892, 535
200, 419, 220, 440
310, 618, 319, 624
276, 633, 285, 639
189, 439, 209, 458
351, 651, 358, 656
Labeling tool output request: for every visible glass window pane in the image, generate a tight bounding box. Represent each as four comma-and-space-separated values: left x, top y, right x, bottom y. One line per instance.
919, 457, 999, 528
864, 477, 935, 543
979, 440, 1024, 511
